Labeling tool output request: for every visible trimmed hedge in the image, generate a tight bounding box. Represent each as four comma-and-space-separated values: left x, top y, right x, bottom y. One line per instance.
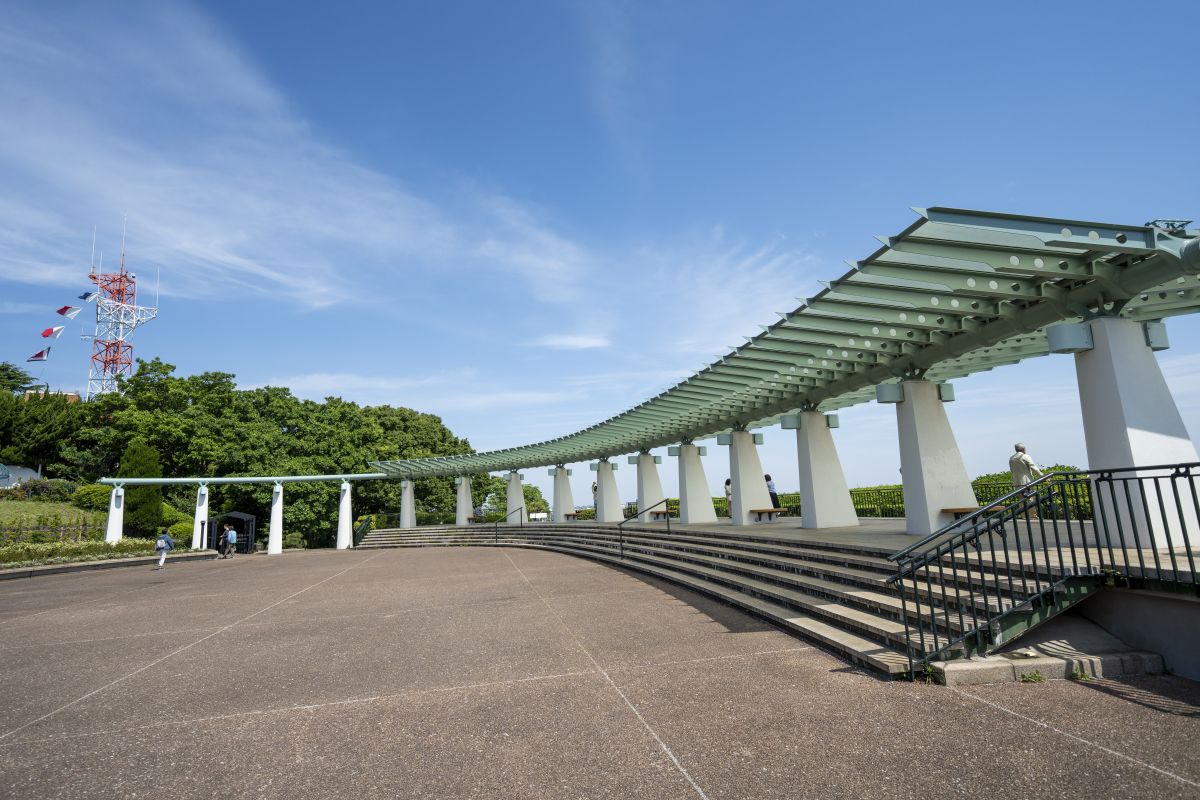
0, 538, 156, 568
72, 484, 112, 512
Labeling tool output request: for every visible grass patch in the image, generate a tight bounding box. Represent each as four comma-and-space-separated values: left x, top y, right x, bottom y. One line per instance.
1019, 670, 1045, 683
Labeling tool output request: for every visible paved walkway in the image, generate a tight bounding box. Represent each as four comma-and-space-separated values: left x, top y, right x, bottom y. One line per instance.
1, 548, 1198, 799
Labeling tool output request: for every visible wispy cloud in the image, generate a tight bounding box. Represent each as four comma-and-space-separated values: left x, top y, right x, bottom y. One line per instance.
0, 301, 45, 315
259, 369, 577, 413
529, 333, 611, 350
578, 1, 644, 174
0, 2, 592, 310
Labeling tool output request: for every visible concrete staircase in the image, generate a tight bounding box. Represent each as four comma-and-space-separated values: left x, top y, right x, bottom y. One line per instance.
359, 523, 1019, 676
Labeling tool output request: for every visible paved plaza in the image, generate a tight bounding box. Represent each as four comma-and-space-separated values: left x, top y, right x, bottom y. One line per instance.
1, 547, 1198, 799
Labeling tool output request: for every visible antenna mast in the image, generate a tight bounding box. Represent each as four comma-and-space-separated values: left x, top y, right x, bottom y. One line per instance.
85, 221, 159, 401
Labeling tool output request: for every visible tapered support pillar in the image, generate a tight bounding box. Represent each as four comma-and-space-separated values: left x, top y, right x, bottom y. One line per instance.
400, 480, 416, 529
506, 471, 527, 524
632, 452, 665, 522
267, 482, 284, 555
724, 431, 772, 526
551, 467, 575, 522
455, 477, 472, 526
593, 460, 622, 523
1054, 317, 1199, 548
671, 444, 716, 524
880, 380, 975, 536
105, 486, 124, 544
783, 413, 858, 529
191, 485, 209, 549
336, 481, 353, 549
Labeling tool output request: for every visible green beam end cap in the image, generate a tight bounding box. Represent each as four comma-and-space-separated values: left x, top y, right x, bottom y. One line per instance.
937, 383, 955, 403
1046, 322, 1094, 354
876, 384, 904, 404
826, 414, 840, 428
780, 414, 800, 430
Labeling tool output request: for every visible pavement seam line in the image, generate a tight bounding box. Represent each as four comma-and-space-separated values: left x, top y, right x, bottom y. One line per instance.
0, 668, 599, 748
953, 688, 1200, 789
617, 646, 814, 672
0, 552, 381, 742
500, 549, 712, 800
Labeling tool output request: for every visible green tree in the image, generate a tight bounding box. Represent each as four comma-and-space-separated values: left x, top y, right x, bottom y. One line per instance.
484, 482, 550, 515
0, 362, 36, 394
118, 439, 163, 537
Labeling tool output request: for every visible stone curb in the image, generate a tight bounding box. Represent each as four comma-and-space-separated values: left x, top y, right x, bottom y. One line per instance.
0, 550, 226, 581
932, 651, 1165, 686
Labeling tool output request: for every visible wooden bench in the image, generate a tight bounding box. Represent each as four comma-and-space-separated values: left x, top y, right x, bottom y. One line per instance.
943, 507, 982, 521
750, 508, 788, 523
649, 509, 672, 521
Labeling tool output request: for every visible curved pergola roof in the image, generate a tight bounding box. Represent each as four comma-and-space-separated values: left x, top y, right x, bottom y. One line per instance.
372, 207, 1200, 479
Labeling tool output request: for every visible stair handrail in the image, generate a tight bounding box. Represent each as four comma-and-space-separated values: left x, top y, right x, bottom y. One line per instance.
352, 516, 374, 548
616, 497, 672, 559
494, 506, 525, 545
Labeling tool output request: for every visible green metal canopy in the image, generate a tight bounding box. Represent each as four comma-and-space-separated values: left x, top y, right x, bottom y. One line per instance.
372, 208, 1200, 479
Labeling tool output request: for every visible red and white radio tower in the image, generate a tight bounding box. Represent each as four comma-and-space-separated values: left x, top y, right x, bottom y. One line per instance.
85, 223, 158, 401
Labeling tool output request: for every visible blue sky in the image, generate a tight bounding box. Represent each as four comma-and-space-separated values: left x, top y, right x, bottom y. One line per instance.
2, 0, 1198, 501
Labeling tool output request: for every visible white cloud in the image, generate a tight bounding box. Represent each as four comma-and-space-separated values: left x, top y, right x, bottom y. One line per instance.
0, 2, 593, 311
529, 333, 611, 350
0, 301, 45, 315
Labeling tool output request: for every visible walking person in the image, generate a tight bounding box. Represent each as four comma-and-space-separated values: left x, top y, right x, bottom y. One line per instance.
724, 478, 732, 517
765, 474, 780, 508
225, 524, 237, 558
216, 524, 229, 559
155, 528, 176, 570
592, 481, 598, 513
1009, 443, 1044, 518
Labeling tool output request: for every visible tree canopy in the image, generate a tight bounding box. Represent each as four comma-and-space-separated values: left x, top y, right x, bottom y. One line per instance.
0, 358, 477, 546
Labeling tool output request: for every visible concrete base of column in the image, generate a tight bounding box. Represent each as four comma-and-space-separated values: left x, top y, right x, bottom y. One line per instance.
676, 444, 717, 524
1073, 317, 1199, 548
267, 484, 283, 555
729, 431, 772, 526
455, 477, 472, 526
191, 485, 209, 550
793, 412, 858, 529
894, 380, 976, 536
400, 480, 416, 529
105, 487, 124, 544
506, 471, 527, 524
595, 461, 622, 523
635, 453, 665, 522
336, 482, 352, 549
552, 468, 575, 522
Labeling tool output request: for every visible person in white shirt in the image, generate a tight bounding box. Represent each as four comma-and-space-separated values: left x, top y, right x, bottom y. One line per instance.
1009, 443, 1044, 518
764, 474, 779, 508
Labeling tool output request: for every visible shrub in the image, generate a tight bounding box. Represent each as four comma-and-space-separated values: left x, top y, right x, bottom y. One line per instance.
118, 440, 162, 537
72, 483, 113, 511
161, 502, 190, 526
167, 521, 192, 541
0, 538, 156, 567
0, 478, 76, 502
283, 531, 306, 549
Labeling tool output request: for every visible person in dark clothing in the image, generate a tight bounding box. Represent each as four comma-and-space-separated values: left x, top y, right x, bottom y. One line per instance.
765, 474, 780, 508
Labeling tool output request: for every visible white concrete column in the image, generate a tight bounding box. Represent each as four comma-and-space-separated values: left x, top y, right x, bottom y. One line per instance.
1054, 317, 1199, 548
400, 480, 416, 529
631, 452, 666, 522
593, 460, 623, 523
191, 485, 209, 550
336, 481, 353, 549
506, 471, 527, 524
725, 431, 773, 526
267, 482, 284, 555
105, 486, 124, 544
880, 380, 976, 536
783, 412, 859, 529
455, 477, 472, 526
671, 444, 717, 524
551, 467, 575, 522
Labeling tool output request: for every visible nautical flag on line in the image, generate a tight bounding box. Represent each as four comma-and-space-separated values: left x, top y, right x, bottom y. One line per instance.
78, 291, 98, 302
55, 305, 81, 319
41, 326, 65, 339
27, 348, 51, 362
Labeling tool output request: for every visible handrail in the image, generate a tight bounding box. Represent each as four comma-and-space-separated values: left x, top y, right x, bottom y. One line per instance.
494, 506, 525, 544
889, 460, 1200, 564
886, 460, 1200, 674
352, 516, 373, 548
617, 497, 672, 558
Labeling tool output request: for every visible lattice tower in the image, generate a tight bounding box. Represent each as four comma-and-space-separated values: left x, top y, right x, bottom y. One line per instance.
85, 246, 158, 401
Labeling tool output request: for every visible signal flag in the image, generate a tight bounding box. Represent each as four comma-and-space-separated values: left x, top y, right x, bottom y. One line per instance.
27, 348, 51, 362
55, 305, 81, 319
78, 291, 98, 302
41, 326, 65, 339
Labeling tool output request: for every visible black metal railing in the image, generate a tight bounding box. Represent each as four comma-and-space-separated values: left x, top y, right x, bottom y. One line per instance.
888, 463, 1200, 673
494, 506, 525, 544
615, 498, 672, 558
352, 517, 373, 548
